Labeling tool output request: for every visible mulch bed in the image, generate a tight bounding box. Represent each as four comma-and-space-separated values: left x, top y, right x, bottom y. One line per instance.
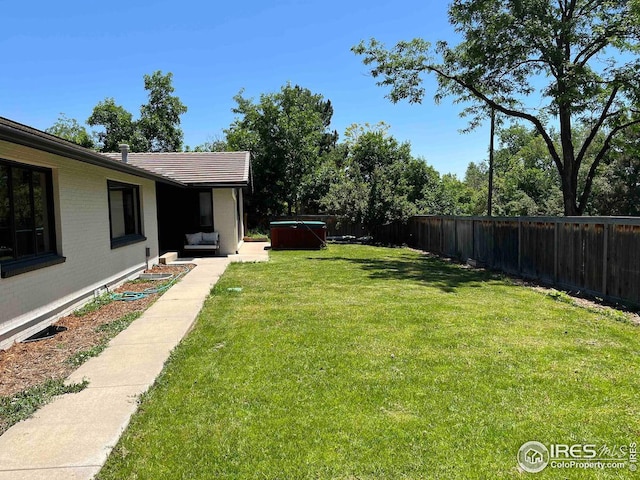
0, 264, 194, 398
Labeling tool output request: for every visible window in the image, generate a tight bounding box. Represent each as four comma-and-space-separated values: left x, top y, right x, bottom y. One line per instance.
108, 180, 144, 248
0, 159, 63, 278
198, 190, 213, 227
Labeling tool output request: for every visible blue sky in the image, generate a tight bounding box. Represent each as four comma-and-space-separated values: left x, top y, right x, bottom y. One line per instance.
1, 0, 491, 177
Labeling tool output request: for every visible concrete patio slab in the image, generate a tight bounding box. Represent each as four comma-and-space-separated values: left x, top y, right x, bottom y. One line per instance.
139, 295, 209, 318
108, 315, 194, 346
229, 241, 270, 263
147, 284, 214, 301
0, 385, 142, 468
0, 243, 269, 479
65, 342, 175, 388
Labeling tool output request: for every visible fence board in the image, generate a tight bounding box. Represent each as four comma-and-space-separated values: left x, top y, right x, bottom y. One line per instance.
557, 223, 604, 294
493, 220, 519, 273
519, 221, 555, 282
607, 224, 640, 304
400, 215, 640, 306
456, 219, 474, 261
442, 218, 457, 256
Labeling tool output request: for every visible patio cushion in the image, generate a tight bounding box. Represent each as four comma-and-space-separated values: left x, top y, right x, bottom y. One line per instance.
202, 232, 219, 243
185, 232, 203, 245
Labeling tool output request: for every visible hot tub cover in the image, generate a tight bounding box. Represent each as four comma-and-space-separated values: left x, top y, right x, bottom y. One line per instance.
269, 221, 326, 227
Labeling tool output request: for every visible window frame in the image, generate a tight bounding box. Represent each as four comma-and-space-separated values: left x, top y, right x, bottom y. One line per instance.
0, 158, 64, 278
107, 180, 146, 249
198, 190, 214, 228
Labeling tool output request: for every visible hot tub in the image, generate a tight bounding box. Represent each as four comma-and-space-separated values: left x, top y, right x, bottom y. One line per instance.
270, 221, 327, 250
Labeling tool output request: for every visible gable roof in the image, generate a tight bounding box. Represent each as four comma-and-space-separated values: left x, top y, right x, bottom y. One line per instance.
103, 151, 251, 187
0, 117, 184, 187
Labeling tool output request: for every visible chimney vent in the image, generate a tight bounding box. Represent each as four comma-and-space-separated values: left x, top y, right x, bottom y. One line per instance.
119, 144, 130, 163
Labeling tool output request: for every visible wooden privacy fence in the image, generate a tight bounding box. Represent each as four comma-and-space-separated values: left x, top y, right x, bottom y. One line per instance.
399, 216, 640, 306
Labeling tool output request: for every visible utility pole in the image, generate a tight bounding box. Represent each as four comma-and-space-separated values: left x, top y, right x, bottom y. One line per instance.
488, 108, 495, 217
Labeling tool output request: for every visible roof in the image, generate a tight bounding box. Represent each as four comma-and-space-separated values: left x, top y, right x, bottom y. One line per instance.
0, 117, 184, 187
103, 151, 251, 187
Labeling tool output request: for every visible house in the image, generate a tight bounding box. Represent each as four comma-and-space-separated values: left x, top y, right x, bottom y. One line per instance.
0, 117, 250, 349
104, 147, 250, 256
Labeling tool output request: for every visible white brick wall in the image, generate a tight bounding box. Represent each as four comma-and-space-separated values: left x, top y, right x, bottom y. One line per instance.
0, 141, 160, 349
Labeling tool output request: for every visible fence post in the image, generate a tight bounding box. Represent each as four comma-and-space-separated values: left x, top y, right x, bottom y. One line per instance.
518, 217, 522, 273
602, 221, 609, 296
440, 217, 444, 254
454, 217, 459, 259
554, 220, 559, 284
491, 218, 496, 268
472, 218, 476, 260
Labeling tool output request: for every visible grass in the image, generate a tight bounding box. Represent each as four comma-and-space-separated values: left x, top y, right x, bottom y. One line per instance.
0, 379, 88, 434
98, 245, 640, 479
244, 228, 270, 239
73, 293, 113, 316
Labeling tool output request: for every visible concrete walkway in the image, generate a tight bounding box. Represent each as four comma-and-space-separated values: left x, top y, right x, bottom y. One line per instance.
0, 242, 269, 480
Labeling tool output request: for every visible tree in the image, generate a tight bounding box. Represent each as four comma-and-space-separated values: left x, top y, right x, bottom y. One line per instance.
87, 71, 187, 153
321, 164, 369, 227
353, 0, 640, 215
461, 161, 489, 215
226, 84, 335, 216
46, 113, 95, 149
138, 71, 188, 152
321, 127, 427, 232
491, 125, 563, 216
185, 137, 228, 152
587, 124, 640, 215
87, 98, 143, 153
298, 145, 346, 214
440, 173, 472, 215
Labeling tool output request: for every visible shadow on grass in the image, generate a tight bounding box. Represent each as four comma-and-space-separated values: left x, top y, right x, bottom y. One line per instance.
310, 251, 501, 293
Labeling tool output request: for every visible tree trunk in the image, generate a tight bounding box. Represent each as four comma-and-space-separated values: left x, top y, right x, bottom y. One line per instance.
488, 109, 495, 217
561, 175, 580, 216
558, 78, 580, 216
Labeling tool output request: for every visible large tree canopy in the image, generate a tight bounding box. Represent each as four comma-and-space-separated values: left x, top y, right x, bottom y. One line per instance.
321, 124, 459, 232
87, 71, 186, 153
45, 113, 95, 149
87, 98, 142, 152
354, 0, 640, 215
138, 71, 188, 152
226, 84, 336, 216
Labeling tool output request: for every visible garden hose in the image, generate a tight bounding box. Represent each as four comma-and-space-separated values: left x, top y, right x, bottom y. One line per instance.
111, 265, 191, 302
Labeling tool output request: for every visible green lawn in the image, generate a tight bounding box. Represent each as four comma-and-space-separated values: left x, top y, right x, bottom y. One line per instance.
98, 245, 640, 479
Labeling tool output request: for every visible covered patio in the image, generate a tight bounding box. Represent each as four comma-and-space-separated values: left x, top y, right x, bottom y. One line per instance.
105, 149, 251, 256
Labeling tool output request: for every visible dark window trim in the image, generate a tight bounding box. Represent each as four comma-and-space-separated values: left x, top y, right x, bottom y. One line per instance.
0, 158, 58, 267
198, 189, 214, 229
107, 180, 143, 249
1, 254, 66, 278
110, 233, 147, 249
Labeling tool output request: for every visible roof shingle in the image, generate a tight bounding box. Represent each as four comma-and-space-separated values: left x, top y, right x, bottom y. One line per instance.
103, 151, 251, 187
0, 117, 184, 186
